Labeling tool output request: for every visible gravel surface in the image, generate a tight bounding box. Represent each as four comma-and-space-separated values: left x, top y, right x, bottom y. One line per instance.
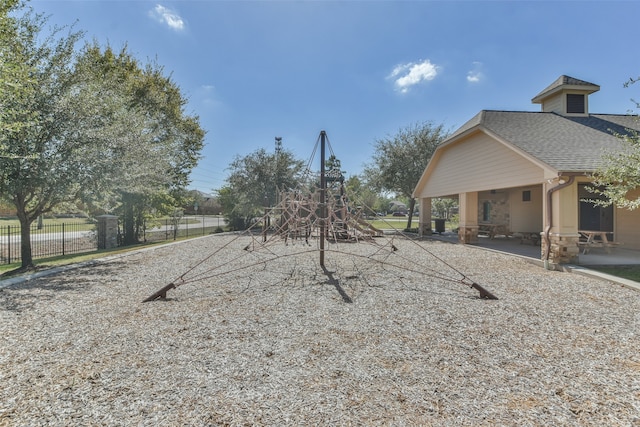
0, 232, 639, 426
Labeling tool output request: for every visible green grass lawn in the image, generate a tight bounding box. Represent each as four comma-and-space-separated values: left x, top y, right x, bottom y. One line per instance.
367, 217, 453, 232
0, 216, 226, 277
589, 266, 640, 283
0, 217, 96, 234
0, 216, 205, 234
0, 216, 93, 226
0, 237, 190, 277
367, 218, 408, 230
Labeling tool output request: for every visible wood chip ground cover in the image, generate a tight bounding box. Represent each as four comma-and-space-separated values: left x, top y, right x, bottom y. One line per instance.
0, 234, 638, 426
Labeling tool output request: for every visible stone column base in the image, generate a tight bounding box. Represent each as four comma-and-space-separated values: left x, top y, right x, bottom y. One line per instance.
419, 222, 432, 236
458, 226, 478, 244
541, 233, 580, 265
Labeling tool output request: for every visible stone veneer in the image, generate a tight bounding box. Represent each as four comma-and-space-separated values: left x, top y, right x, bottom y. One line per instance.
97, 215, 119, 249
542, 233, 580, 265
420, 222, 432, 236
478, 196, 510, 225
458, 226, 479, 244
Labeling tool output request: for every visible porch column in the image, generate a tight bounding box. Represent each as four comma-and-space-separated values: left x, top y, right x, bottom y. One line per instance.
458, 192, 478, 244
418, 197, 432, 236
542, 181, 580, 265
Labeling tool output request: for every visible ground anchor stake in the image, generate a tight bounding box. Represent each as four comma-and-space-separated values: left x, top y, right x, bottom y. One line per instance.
470, 282, 498, 300
143, 283, 176, 302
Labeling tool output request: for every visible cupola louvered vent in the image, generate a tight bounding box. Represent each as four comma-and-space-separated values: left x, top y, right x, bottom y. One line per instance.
566, 94, 585, 114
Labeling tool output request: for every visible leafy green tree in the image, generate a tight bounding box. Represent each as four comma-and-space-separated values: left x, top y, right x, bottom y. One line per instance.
0, 0, 36, 140
0, 6, 204, 267
431, 197, 458, 220
589, 129, 640, 210
344, 175, 383, 216
588, 78, 640, 210
0, 5, 87, 268
364, 121, 449, 229
220, 147, 305, 230
72, 44, 205, 245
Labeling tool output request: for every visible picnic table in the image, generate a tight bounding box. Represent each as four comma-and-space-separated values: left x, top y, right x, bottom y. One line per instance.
578, 230, 619, 254
478, 224, 511, 239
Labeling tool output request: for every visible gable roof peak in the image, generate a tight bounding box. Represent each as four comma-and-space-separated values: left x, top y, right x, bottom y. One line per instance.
532, 75, 600, 104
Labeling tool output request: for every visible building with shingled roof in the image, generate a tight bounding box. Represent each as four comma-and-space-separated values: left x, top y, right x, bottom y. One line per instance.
413, 75, 640, 265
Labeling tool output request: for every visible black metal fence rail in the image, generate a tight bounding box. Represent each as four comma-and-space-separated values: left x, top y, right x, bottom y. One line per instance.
0, 216, 226, 265
0, 223, 97, 265
142, 218, 223, 243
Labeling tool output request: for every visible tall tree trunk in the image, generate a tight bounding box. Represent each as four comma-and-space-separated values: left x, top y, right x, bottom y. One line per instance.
17, 210, 34, 269
122, 192, 137, 245
406, 197, 416, 230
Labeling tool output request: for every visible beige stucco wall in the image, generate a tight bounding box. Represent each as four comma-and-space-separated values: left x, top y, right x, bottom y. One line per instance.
509, 185, 543, 232
548, 182, 579, 235
476, 186, 543, 232
615, 188, 640, 250
416, 132, 547, 198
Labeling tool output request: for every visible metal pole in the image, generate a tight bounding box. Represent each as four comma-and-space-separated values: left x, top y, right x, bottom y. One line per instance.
263, 205, 268, 243
7, 225, 11, 264
320, 130, 326, 267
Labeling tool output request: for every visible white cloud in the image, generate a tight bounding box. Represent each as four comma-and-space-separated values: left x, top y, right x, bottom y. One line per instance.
388, 59, 439, 93
466, 61, 484, 83
198, 84, 223, 109
149, 4, 185, 31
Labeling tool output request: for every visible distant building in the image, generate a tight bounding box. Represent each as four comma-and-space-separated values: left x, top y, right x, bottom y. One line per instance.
186, 191, 221, 215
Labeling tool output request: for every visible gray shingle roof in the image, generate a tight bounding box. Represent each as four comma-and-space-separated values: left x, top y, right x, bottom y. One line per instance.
449, 111, 640, 172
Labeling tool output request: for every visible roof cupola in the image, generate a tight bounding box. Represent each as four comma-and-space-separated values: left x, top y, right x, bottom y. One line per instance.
531, 75, 599, 116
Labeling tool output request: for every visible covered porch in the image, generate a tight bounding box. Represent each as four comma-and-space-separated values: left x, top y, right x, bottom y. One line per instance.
428, 229, 640, 267
418, 178, 640, 267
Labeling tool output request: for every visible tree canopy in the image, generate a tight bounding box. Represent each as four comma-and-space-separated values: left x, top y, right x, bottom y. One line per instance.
589, 128, 640, 210
72, 44, 205, 244
0, 0, 36, 140
0, 4, 205, 267
588, 77, 640, 210
364, 121, 449, 228
219, 147, 305, 230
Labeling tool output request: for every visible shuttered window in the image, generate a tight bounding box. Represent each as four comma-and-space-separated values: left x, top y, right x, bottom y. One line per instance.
566, 94, 585, 114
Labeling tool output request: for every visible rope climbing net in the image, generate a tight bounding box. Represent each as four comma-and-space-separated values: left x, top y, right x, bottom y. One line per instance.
143, 132, 497, 302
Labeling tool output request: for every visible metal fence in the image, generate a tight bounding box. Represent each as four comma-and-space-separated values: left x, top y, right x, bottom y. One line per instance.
0, 223, 97, 265
142, 217, 224, 243
0, 216, 226, 265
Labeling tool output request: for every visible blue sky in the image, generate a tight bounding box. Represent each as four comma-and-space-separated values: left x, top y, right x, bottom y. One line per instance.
31, 0, 640, 194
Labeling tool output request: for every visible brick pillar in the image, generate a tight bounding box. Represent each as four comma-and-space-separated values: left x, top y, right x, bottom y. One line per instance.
542, 232, 580, 265
97, 215, 119, 249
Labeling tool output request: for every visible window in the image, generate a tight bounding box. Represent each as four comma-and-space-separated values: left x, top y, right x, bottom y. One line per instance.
482, 201, 491, 222
566, 94, 585, 114
522, 190, 531, 202
578, 183, 613, 233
